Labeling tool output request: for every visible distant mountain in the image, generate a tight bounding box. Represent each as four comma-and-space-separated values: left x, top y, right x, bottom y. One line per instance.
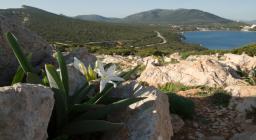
76, 9, 235, 25
123, 9, 234, 25
75, 15, 120, 22
0, 5, 156, 43
246, 20, 256, 24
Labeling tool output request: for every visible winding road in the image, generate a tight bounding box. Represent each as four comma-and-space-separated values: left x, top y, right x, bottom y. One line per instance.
146, 31, 167, 47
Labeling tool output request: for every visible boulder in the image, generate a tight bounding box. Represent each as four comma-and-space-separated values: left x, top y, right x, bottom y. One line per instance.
225, 86, 256, 114
0, 83, 54, 140
0, 15, 53, 86
138, 59, 246, 88
103, 81, 173, 140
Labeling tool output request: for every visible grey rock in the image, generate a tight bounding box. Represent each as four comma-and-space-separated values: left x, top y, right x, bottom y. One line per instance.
0, 15, 53, 86
66, 64, 87, 96
0, 83, 54, 140
171, 114, 184, 134
63, 47, 96, 67
229, 132, 256, 140
103, 81, 173, 140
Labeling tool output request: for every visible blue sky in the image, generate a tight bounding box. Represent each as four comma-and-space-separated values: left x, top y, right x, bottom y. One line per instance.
0, 0, 255, 20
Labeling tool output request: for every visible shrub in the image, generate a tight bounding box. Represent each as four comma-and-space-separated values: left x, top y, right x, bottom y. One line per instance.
210, 89, 231, 107
167, 93, 195, 119
160, 82, 190, 93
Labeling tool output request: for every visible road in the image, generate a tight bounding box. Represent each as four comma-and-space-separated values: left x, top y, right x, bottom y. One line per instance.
146, 31, 167, 47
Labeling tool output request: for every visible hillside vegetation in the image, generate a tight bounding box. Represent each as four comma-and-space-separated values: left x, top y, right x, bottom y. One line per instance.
0, 5, 207, 53
75, 9, 243, 27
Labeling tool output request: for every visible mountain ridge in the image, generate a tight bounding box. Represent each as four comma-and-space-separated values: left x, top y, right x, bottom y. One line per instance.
75, 8, 235, 25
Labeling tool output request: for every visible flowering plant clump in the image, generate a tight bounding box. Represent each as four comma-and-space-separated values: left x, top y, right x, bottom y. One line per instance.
74, 57, 124, 92
6, 32, 145, 140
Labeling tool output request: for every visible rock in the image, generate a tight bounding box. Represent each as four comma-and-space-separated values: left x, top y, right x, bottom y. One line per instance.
0, 83, 54, 140
225, 86, 256, 114
229, 132, 256, 140
199, 136, 225, 140
0, 15, 53, 86
177, 89, 202, 97
169, 53, 182, 61
103, 81, 173, 140
222, 53, 256, 71
63, 47, 96, 67
138, 59, 246, 88
66, 64, 87, 96
171, 114, 184, 133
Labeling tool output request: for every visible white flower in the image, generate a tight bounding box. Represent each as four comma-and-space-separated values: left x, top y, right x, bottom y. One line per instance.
95, 61, 124, 92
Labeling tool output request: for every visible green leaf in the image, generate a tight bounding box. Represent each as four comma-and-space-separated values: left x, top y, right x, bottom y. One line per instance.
12, 53, 34, 85
56, 51, 69, 95
77, 97, 145, 120
5, 32, 32, 73
71, 103, 105, 114
62, 120, 123, 135
54, 89, 68, 130
11, 66, 25, 85
45, 64, 66, 93
26, 72, 42, 84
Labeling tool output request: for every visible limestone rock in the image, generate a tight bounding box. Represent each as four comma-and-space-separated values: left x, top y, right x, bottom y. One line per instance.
0, 15, 53, 86
229, 132, 256, 140
171, 114, 184, 134
103, 81, 173, 140
138, 59, 246, 88
66, 64, 87, 96
225, 86, 256, 114
222, 53, 256, 71
0, 83, 54, 140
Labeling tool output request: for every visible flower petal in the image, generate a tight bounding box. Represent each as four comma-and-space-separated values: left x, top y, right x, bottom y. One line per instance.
108, 80, 117, 88
74, 57, 86, 74
107, 64, 116, 75
100, 80, 107, 92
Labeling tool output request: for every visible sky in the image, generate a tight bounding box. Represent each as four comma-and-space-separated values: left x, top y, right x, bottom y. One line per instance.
0, 0, 255, 21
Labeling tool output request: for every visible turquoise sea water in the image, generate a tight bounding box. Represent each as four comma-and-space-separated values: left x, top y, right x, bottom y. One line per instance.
183, 31, 256, 50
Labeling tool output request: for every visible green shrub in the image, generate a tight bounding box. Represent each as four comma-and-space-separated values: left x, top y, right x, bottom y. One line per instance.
160, 83, 190, 93
167, 93, 195, 119
210, 89, 231, 107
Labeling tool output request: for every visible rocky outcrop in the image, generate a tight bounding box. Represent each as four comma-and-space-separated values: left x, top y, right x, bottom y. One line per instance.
222, 53, 256, 72
103, 81, 173, 140
225, 86, 256, 114
0, 15, 53, 86
0, 83, 54, 140
138, 59, 246, 88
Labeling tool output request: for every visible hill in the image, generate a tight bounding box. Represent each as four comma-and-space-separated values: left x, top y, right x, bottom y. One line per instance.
0, 6, 156, 44
123, 9, 234, 25
0, 5, 206, 53
74, 15, 120, 22
76, 9, 235, 25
